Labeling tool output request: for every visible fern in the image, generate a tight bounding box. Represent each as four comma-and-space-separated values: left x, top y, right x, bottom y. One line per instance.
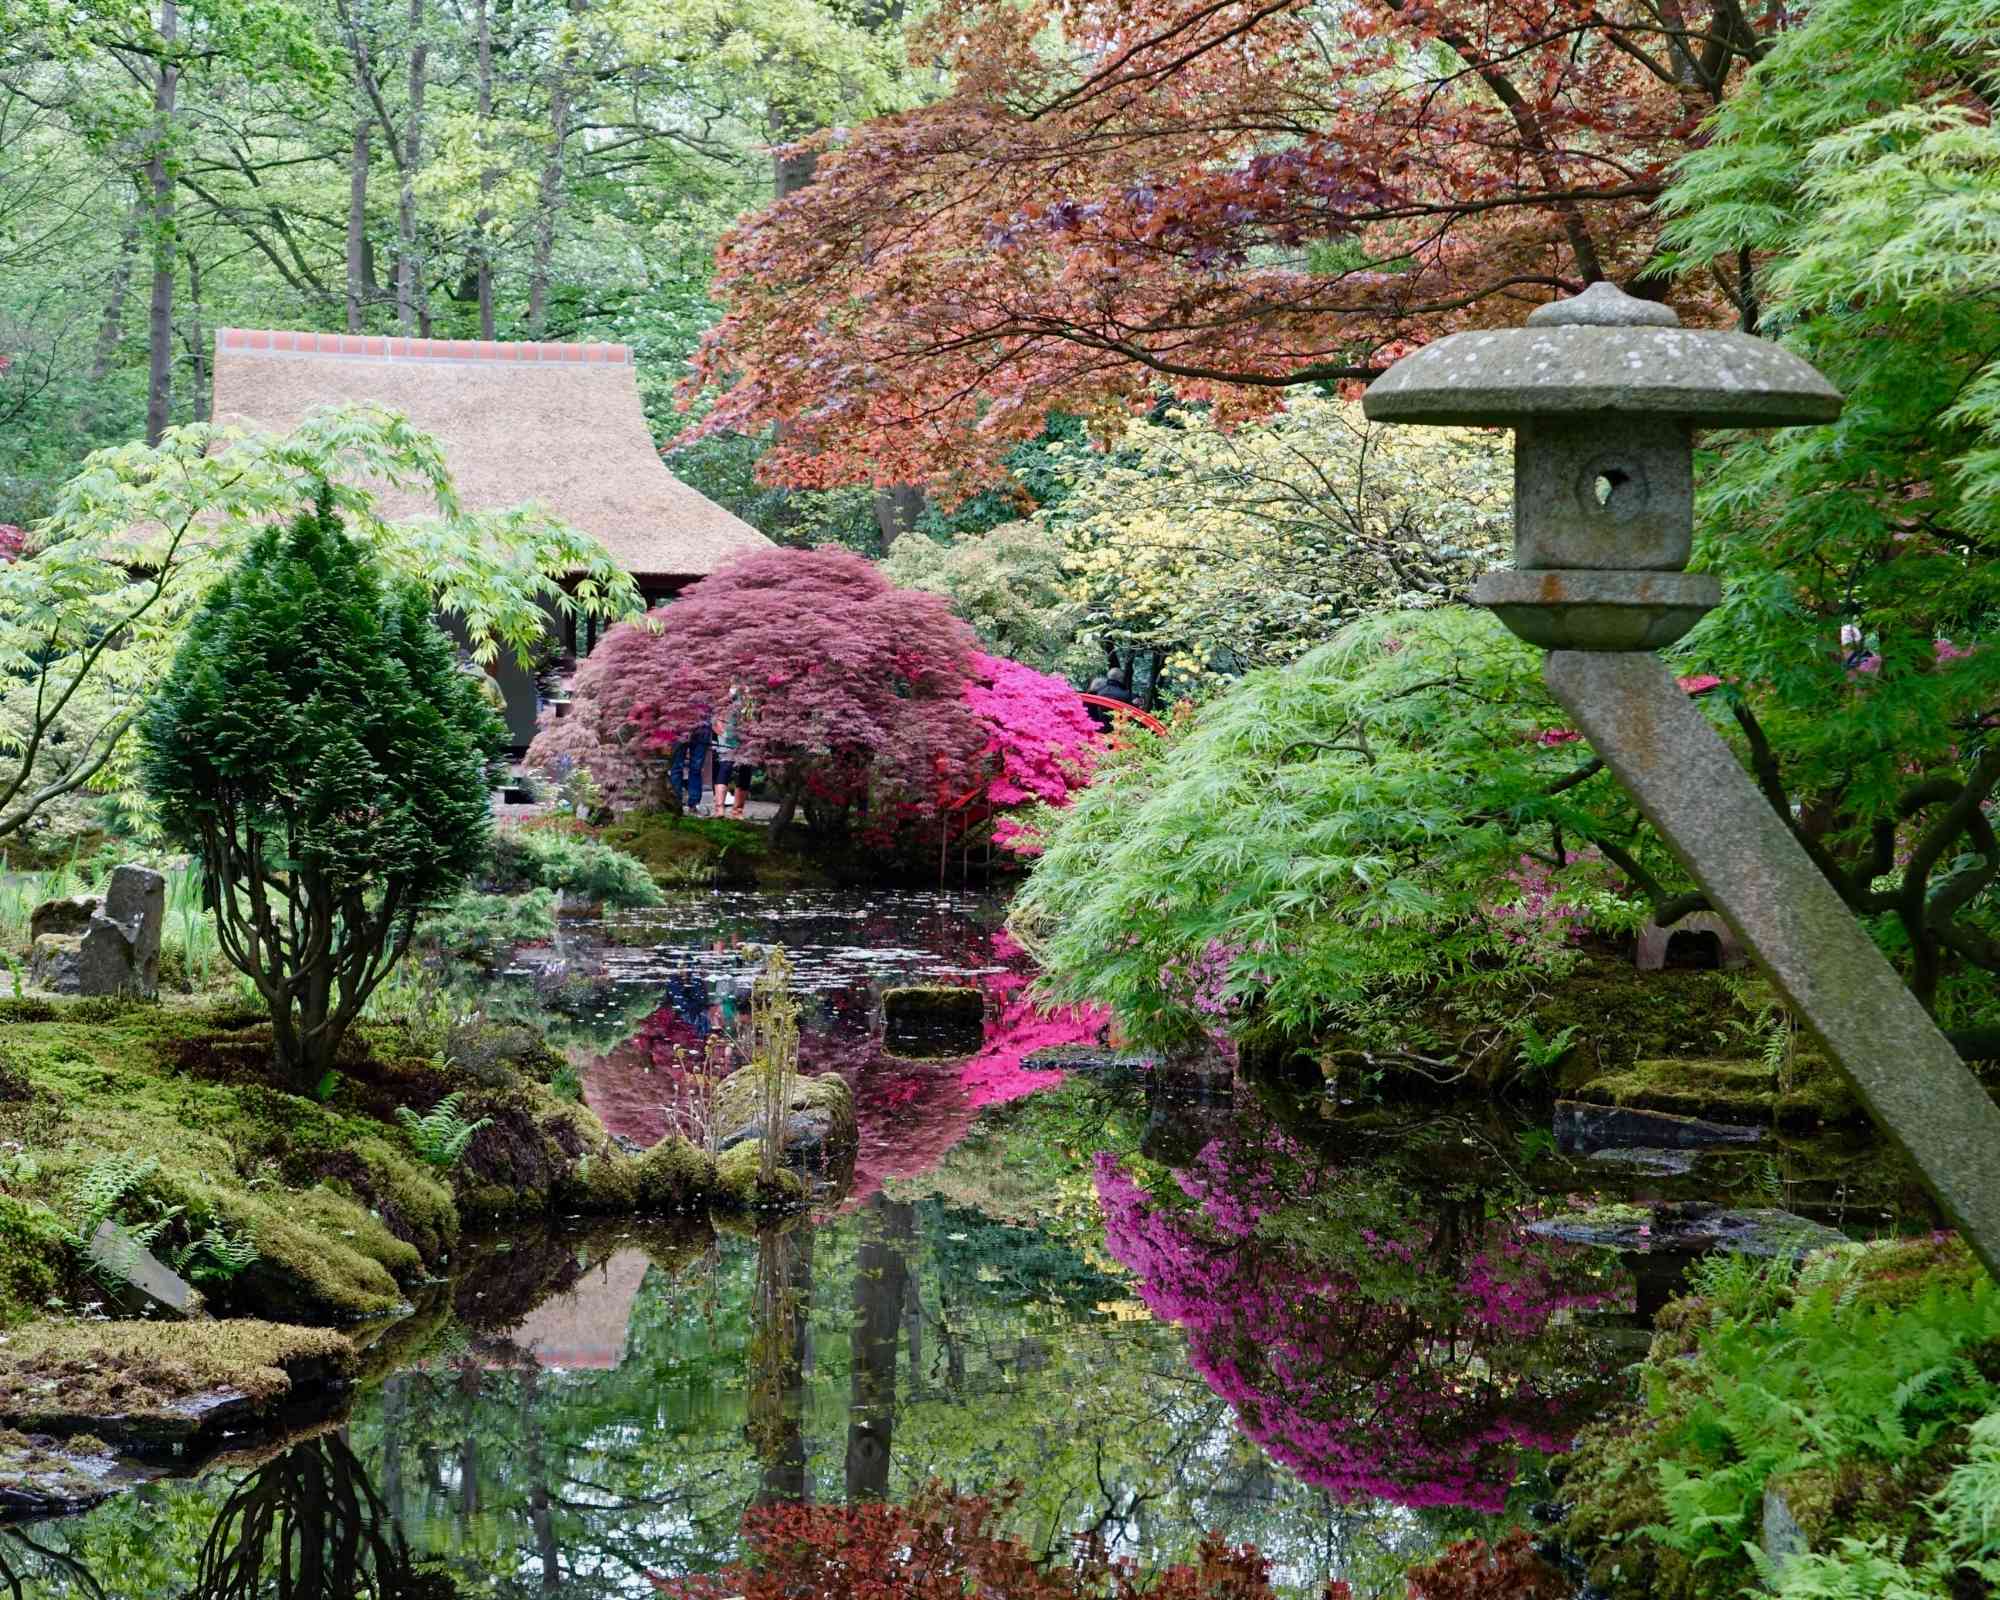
395, 1091, 492, 1167
168, 1223, 259, 1285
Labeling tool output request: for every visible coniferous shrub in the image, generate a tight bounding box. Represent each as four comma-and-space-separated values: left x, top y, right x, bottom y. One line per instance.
141, 484, 506, 1091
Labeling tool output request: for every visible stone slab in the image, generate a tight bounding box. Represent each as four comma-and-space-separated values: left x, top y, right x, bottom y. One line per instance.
87, 1219, 196, 1319
1547, 650, 2000, 1279
1555, 1098, 1765, 1155
28, 896, 98, 941
1529, 1203, 1847, 1259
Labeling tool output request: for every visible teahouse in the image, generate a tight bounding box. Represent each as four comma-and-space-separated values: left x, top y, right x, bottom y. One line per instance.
210, 329, 771, 745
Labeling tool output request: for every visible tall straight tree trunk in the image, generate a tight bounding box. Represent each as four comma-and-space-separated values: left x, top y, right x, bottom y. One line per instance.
346, 113, 370, 332
89, 198, 143, 385
397, 0, 428, 336
144, 0, 180, 445
473, 0, 495, 338
526, 1, 582, 337
183, 247, 207, 420
844, 1199, 912, 1503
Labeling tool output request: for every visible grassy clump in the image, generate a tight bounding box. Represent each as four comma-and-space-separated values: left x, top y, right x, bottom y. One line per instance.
1560, 1235, 2000, 1599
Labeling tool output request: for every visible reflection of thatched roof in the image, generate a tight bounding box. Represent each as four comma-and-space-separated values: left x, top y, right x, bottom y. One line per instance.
212, 329, 771, 579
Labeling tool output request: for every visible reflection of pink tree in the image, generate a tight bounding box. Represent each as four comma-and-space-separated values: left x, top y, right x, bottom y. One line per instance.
1094, 1144, 1625, 1512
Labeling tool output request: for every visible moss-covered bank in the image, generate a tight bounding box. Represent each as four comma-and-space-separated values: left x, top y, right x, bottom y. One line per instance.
0, 997, 769, 1336
1558, 1235, 2000, 1599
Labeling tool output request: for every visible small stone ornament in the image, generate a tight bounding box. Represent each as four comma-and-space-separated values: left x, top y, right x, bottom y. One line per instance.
1362, 281, 1841, 649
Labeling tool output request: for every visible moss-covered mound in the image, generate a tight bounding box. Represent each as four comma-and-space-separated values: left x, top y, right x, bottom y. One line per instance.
1559, 1235, 2000, 1600
1569, 1055, 1861, 1130
0, 1319, 355, 1447
0, 999, 742, 1329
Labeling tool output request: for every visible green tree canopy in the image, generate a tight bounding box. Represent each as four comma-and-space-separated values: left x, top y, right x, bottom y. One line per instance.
140, 484, 505, 1086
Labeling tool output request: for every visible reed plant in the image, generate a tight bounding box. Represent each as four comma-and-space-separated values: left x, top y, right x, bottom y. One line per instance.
744, 948, 801, 1184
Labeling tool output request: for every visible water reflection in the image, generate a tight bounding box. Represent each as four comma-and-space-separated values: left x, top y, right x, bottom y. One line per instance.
1096, 1120, 1634, 1514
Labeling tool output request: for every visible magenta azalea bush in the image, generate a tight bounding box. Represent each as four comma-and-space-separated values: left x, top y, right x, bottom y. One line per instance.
1093, 1136, 1627, 1512
964, 653, 1099, 850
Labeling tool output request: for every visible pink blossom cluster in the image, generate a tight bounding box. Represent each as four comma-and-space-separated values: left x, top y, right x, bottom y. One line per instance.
1486, 852, 1601, 954
964, 653, 1101, 855
1092, 1147, 1622, 1511
960, 940, 1108, 1108
1161, 940, 1241, 1020
0, 525, 23, 563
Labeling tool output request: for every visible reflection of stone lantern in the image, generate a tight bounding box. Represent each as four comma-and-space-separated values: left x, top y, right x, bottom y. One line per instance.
1363, 282, 1839, 650
1363, 283, 2000, 1279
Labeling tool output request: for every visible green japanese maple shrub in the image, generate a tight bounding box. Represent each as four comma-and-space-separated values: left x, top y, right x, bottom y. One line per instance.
141, 485, 505, 1090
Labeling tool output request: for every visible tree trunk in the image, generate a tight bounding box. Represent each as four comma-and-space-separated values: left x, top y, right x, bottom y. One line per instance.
183, 247, 207, 420
144, 0, 180, 445
89, 198, 143, 386
844, 1199, 911, 1503
871, 483, 926, 552
473, 0, 495, 339
346, 113, 370, 332
524, 8, 580, 338
397, 0, 428, 336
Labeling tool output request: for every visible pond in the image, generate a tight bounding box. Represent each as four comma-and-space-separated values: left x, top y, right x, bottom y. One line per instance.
0, 891, 1944, 1598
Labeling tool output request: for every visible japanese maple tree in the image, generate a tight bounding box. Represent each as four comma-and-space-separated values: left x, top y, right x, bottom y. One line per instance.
532, 548, 987, 841
687, 0, 1773, 492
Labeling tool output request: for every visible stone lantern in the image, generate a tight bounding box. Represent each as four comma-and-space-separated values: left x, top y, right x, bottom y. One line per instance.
1360, 282, 2000, 1280
1362, 281, 1840, 651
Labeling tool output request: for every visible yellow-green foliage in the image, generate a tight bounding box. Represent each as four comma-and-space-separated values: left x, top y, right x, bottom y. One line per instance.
0, 1317, 354, 1422
0, 1193, 74, 1326
1044, 394, 1511, 689
1561, 1236, 2000, 1600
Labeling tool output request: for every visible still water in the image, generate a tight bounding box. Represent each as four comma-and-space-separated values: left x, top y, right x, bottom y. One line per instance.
0, 892, 1939, 1598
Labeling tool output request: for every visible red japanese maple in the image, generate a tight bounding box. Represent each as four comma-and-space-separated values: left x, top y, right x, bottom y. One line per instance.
688, 0, 1765, 492
532, 548, 987, 839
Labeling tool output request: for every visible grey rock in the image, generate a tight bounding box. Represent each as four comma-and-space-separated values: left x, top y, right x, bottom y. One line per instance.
1763, 1484, 1810, 1579
1555, 1098, 1765, 1155
1022, 1045, 1154, 1076
29, 895, 98, 941
1473, 568, 1719, 651
87, 1219, 197, 1319
103, 865, 164, 995
1582, 1145, 1699, 1177
1636, 909, 1748, 972
28, 933, 84, 993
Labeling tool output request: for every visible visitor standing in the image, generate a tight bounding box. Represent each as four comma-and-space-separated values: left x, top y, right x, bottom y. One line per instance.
713, 686, 751, 820
670, 707, 714, 814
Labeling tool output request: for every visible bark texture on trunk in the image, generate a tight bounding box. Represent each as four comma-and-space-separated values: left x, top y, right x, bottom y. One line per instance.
844, 1199, 912, 1503
144, 0, 180, 445
397, 0, 428, 335
346, 114, 370, 331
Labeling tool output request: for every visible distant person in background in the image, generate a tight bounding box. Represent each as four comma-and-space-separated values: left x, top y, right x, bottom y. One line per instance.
670, 706, 714, 815
713, 686, 751, 820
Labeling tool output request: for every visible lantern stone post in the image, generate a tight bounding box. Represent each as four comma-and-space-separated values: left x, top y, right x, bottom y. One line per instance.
1364, 282, 2000, 1279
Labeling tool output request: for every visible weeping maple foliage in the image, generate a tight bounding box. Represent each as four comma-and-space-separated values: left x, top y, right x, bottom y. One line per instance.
649, 1484, 1352, 1600
530, 548, 988, 838
687, 0, 1767, 491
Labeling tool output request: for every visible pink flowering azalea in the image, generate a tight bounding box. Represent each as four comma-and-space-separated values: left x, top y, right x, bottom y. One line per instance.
1676, 673, 1722, 695
0, 525, 24, 563
1532, 728, 1582, 747
963, 652, 1101, 852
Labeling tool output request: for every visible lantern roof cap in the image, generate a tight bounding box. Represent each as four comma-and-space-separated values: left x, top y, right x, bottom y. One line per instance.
1361, 282, 1843, 429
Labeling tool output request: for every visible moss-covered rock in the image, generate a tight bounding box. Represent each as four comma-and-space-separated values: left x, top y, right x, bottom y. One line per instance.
713, 1142, 807, 1211
1572, 1055, 1861, 1129
0, 1427, 118, 1516
713, 1066, 857, 1158
881, 985, 985, 1057
0, 1318, 355, 1448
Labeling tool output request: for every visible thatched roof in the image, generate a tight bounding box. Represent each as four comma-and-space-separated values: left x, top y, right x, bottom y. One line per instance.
212, 329, 771, 579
